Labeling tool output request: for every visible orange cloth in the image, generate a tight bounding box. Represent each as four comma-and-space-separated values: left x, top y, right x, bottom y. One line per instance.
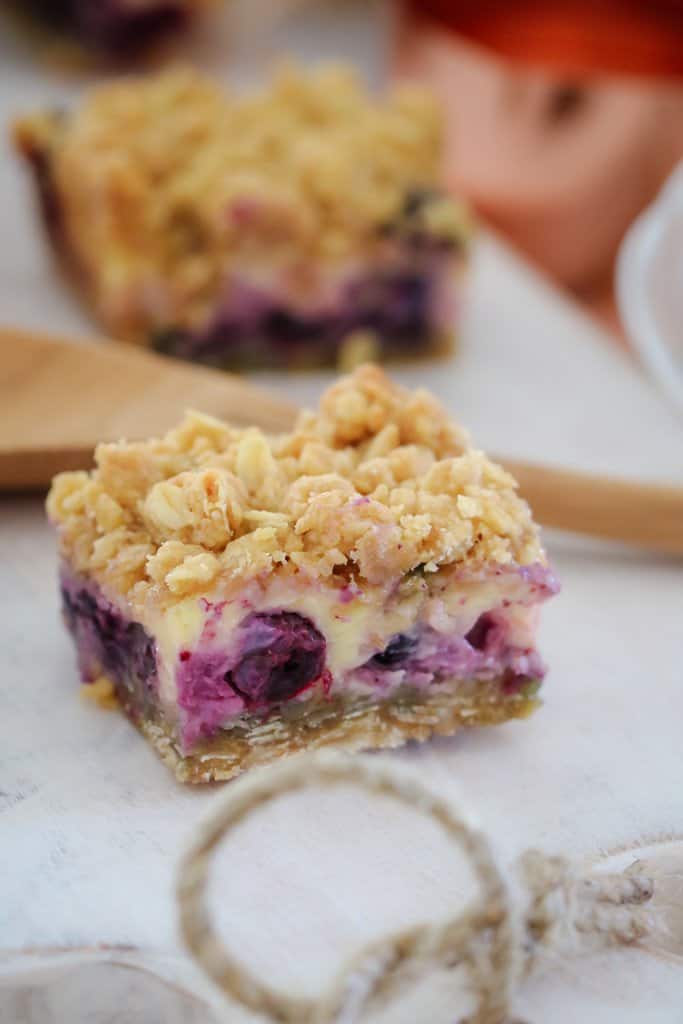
411, 0, 683, 77
396, 3, 683, 337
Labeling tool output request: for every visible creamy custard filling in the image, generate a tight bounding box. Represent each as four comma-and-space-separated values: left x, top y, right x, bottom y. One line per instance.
60, 561, 558, 753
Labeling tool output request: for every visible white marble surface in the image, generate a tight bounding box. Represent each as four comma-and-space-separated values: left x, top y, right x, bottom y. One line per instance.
1, 2, 683, 1022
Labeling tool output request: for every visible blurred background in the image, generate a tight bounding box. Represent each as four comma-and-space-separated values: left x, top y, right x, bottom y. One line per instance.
2, 0, 683, 410
396, 0, 683, 340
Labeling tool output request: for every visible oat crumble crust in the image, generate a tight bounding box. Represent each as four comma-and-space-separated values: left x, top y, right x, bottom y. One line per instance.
48, 366, 544, 608
139, 685, 540, 784
14, 65, 471, 338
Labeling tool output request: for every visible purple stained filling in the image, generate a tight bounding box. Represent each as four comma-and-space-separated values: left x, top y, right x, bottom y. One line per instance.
24, 0, 187, 53
60, 576, 158, 719
464, 612, 496, 651
59, 561, 557, 750
176, 647, 245, 748
151, 269, 440, 368
364, 603, 549, 694
176, 611, 327, 748
517, 563, 561, 599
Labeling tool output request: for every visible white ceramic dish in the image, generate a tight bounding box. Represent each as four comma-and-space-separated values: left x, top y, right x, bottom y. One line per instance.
617, 162, 683, 415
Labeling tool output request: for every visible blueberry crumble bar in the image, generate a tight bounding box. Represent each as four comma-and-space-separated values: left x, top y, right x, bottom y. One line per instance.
14, 65, 471, 369
5, 0, 207, 57
47, 367, 558, 782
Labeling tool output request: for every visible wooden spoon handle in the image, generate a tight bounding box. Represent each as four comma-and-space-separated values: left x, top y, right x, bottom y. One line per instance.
503, 458, 683, 556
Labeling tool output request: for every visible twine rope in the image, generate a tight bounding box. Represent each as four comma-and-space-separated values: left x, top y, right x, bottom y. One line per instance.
177, 753, 655, 1024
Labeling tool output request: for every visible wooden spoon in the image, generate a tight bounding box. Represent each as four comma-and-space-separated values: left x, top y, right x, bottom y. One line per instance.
1, 327, 682, 555
0, 327, 295, 487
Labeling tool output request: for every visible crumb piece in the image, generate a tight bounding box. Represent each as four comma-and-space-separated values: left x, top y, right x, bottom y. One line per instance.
81, 676, 119, 709
337, 330, 380, 372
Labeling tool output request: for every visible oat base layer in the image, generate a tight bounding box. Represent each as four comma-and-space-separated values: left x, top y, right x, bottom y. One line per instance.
121, 684, 539, 784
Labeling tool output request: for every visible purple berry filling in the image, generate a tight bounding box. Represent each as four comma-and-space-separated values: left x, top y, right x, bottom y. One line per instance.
517, 563, 561, 598
362, 609, 547, 694
176, 648, 244, 748
60, 577, 158, 719
176, 611, 327, 747
59, 562, 558, 751
24, 0, 187, 53
74, 0, 186, 52
151, 268, 440, 369
229, 612, 327, 704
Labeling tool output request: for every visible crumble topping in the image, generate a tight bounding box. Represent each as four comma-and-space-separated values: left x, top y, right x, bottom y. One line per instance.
14, 64, 470, 337
48, 366, 544, 600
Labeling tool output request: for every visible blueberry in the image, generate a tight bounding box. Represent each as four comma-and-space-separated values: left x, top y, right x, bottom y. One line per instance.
465, 613, 496, 651
265, 310, 325, 344
229, 612, 326, 705
130, 625, 157, 684
371, 633, 418, 668
63, 585, 158, 693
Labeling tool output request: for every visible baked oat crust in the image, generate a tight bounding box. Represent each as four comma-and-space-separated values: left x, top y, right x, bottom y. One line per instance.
134, 683, 540, 784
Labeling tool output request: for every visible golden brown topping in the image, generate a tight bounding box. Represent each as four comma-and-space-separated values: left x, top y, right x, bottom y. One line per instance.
142, 468, 246, 548
315, 364, 468, 455
47, 366, 543, 601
